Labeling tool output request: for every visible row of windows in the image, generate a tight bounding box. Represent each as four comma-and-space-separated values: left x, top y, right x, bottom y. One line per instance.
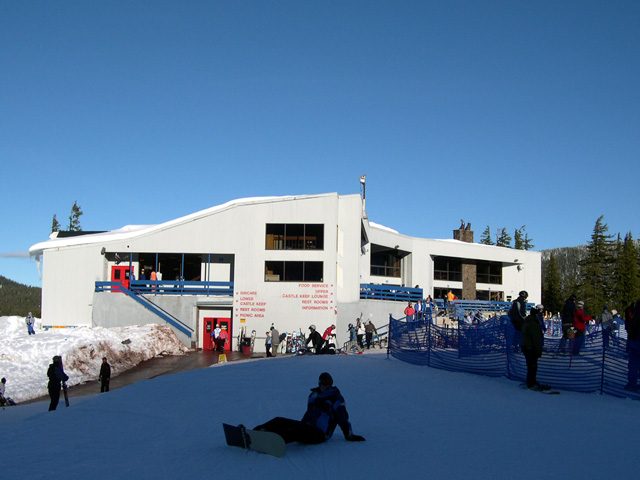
265, 224, 324, 250
265, 261, 323, 282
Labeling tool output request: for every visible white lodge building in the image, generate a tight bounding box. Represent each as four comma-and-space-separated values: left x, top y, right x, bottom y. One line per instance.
29, 193, 541, 350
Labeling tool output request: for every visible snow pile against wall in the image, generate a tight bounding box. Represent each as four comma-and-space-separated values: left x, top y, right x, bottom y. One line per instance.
0, 316, 188, 403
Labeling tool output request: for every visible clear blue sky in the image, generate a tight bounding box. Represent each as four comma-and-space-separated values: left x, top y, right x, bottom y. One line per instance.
1, 1, 638, 287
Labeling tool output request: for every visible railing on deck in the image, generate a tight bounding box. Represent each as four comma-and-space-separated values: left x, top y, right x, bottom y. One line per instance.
96, 280, 234, 296
360, 284, 422, 302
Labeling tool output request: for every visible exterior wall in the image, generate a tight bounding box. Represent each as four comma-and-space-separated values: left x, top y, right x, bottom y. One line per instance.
32, 193, 542, 350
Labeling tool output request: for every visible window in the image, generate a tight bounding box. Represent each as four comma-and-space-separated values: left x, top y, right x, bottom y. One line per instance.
265, 224, 324, 250
370, 244, 404, 278
433, 257, 462, 282
265, 261, 323, 282
476, 261, 502, 285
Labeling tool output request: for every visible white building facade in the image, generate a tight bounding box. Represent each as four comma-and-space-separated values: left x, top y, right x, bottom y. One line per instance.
29, 193, 541, 350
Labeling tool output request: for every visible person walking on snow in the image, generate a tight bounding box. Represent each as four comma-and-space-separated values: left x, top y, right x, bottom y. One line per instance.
99, 357, 111, 392
25, 312, 36, 335
251, 372, 365, 445
47, 355, 69, 411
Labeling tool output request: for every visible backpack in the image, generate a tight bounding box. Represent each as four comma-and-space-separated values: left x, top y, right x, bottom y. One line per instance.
279, 333, 287, 343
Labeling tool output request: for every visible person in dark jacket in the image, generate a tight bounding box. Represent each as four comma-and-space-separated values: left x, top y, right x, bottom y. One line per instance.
559, 294, 577, 353
625, 300, 640, 391
252, 372, 365, 444
47, 355, 69, 411
508, 291, 528, 331
305, 325, 326, 354
521, 305, 544, 389
99, 357, 111, 393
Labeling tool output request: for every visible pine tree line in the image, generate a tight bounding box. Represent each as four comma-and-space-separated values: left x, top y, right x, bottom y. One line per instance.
51, 201, 83, 233
0, 275, 42, 317
480, 225, 534, 249
541, 216, 640, 316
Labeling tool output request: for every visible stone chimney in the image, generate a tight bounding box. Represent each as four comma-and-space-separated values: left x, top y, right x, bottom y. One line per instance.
453, 221, 474, 243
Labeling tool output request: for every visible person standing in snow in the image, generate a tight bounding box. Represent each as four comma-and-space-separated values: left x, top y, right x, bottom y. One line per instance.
270, 325, 280, 357
265, 331, 273, 357
521, 305, 545, 390
625, 300, 640, 391
572, 301, 592, 355
99, 357, 111, 393
25, 312, 36, 335
364, 320, 378, 349
559, 294, 577, 353
47, 355, 69, 411
251, 372, 365, 445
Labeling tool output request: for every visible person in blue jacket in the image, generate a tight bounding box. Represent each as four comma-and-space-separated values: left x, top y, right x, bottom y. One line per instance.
252, 372, 365, 444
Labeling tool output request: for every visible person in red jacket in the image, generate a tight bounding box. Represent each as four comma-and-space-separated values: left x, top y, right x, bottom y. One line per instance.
572, 300, 592, 355
404, 302, 416, 321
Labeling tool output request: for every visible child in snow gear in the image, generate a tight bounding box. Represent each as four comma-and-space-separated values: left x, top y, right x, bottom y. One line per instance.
0, 377, 16, 406
252, 372, 365, 444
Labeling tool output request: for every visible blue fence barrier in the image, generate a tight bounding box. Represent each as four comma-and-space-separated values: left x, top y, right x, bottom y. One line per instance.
388, 315, 640, 400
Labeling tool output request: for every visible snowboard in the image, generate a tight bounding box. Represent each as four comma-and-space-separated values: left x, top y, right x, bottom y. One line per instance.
223, 423, 286, 457
63, 383, 70, 407
519, 383, 560, 395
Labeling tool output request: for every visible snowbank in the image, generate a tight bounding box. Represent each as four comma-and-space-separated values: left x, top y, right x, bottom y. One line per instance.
0, 316, 188, 403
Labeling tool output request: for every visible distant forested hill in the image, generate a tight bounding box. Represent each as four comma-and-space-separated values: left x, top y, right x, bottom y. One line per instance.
541, 245, 588, 295
0, 275, 41, 317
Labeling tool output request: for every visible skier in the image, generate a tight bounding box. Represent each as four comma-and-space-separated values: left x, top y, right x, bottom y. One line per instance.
251, 372, 365, 445
305, 325, 325, 354
559, 294, 577, 353
47, 355, 69, 411
99, 357, 111, 393
25, 312, 36, 335
521, 305, 545, 390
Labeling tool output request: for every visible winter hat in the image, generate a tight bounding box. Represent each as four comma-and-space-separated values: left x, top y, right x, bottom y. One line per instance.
535, 304, 544, 311
309, 325, 316, 331
319, 372, 333, 386
612, 310, 618, 315
577, 301, 585, 308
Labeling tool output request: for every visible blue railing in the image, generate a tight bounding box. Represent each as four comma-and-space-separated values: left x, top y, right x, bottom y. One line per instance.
360, 284, 423, 302
96, 280, 234, 296
388, 314, 640, 400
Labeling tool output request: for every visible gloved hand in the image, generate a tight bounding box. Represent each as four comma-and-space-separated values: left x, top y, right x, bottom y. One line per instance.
346, 434, 365, 442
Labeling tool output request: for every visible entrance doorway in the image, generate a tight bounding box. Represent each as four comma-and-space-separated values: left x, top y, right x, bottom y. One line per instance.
111, 266, 134, 292
203, 317, 231, 351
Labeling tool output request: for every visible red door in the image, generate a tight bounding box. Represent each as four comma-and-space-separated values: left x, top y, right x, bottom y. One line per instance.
203, 318, 215, 350
111, 266, 133, 292
219, 318, 232, 351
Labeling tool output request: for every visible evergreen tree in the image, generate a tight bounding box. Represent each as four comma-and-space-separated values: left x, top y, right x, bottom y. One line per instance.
514, 226, 524, 250
578, 216, 614, 315
480, 226, 495, 245
615, 232, 640, 311
496, 228, 512, 248
542, 251, 563, 314
68, 201, 83, 231
51, 214, 61, 233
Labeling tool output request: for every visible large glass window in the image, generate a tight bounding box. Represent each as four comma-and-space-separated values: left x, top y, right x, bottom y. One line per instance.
265, 224, 324, 250
476, 261, 502, 284
265, 261, 323, 282
433, 257, 462, 282
370, 244, 403, 278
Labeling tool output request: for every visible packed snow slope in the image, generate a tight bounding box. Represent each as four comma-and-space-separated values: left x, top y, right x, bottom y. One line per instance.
0, 316, 188, 403
1, 348, 639, 479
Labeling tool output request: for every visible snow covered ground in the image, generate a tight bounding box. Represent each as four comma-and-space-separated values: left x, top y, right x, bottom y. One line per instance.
1, 316, 638, 479
0, 316, 188, 403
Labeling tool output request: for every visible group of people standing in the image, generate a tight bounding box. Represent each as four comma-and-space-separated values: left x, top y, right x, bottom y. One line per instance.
403, 296, 437, 323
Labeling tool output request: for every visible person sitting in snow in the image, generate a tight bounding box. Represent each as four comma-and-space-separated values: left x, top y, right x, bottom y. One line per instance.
47, 355, 69, 411
250, 372, 365, 445
0, 377, 17, 406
